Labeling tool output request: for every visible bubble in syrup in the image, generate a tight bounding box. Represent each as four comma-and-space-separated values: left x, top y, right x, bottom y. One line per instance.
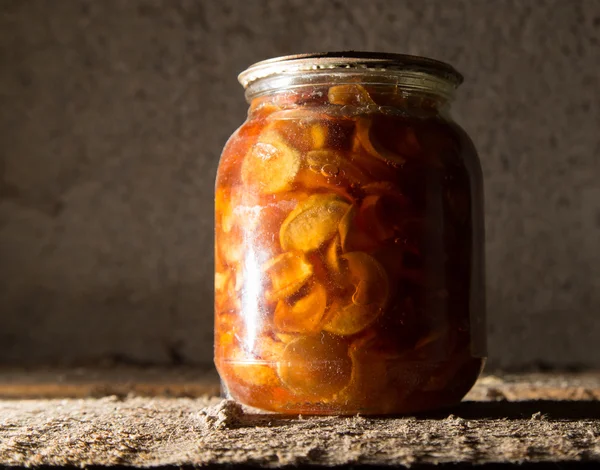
321, 164, 339, 177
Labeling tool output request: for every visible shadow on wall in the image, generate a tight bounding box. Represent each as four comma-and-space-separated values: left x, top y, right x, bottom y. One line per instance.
0, 282, 215, 366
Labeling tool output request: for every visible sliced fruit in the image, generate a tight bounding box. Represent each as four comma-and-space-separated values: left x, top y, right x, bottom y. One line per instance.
241, 128, 301, 194
325, 235, 343, 275
249, 100, 281, 119
371, 244, 417, 288
324, 252, 389, 335
306, 149, 339, 173
356, 117, 405, 165
277, 333, 352, 398
359, 195, 396, 242
338, 205, 378, 253
305, 149, 365, 183
414, 328, 445, 351
363, 182, 413, 220
263, 251, 313, 302
219, 230, 244, 266
214, 269, 241, 312
328, 84, 376, 107
338, 333, 389, 408
294, 152, 357, 200
232, 363, 281, 387
274, 282, 327, 334
215, 187, 234, 233
412, 323, 453, 361
310, 123, 327, 149
362, 181, 399, 196
215, 311, 246, 359
254, 334, 287, 361
294, 168, 352, 201
214, 271, 229, 293
275, 332, 298, 344
225, 345, 281, 388
268, 114, 330, 153
279, 194, 350, 253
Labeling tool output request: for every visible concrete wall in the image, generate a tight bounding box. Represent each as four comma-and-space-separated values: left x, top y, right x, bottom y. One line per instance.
1, 0, 598, 369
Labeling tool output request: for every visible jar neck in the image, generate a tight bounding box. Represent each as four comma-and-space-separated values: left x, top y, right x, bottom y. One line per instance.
245, 70, 456, 116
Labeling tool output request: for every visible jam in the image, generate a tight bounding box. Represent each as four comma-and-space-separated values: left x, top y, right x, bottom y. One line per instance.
215, 53, 486, 415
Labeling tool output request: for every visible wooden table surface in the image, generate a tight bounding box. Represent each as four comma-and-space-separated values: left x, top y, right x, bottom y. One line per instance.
1, 368, 599, 468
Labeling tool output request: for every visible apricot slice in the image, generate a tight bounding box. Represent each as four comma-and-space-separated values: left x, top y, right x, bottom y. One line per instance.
249, 100, 281, 118
254, 334, 287, 361
275, 332, 297, 344
219, 231, 244, 266
241, 128, 300, 194
305, 149, 366, 183
356, 117, 405, 165
279, 194, 350, 253
306, 149, 339, 173
263, 251, 313, 302
328, 84, 376, 107
294, 169, 352, 201
324, 252, 389, 335
338, 205, 378, 253
266, 114, 331, 152
277, 332, 352, 398
362, 181, 399, 196
274, 282, 327, 334
338, 334, 390, 408
310, 123, 327, 149
215, 188, 234, 233
325, 235, 342, 275
233, 364, 281, 388
214, 271, 229, 293
214, 270, 241, 312
225, 346, 281, 388
359, 195, 395, 242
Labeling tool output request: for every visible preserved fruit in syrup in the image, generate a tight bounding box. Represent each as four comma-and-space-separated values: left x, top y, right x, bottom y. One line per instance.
215, 53, 486, 414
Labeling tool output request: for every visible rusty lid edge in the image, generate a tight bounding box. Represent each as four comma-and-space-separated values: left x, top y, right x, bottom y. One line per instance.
238, 51, 463, 89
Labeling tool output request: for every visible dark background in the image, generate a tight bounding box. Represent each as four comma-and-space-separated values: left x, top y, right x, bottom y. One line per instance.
0, 0, 598, 370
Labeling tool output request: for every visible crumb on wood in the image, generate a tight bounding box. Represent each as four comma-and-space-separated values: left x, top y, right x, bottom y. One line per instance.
197, 399, 244, 430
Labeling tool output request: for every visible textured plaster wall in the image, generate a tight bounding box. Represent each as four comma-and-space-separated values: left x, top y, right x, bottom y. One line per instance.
0, 0, 598, 369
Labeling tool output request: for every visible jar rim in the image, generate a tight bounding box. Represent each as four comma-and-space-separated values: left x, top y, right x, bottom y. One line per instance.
238, 51, 463, 89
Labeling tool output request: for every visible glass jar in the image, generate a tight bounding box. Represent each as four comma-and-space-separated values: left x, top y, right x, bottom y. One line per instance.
215, 52, 486, 415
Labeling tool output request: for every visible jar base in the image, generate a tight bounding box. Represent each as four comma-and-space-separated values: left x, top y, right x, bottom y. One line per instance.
218, 356, 485, 416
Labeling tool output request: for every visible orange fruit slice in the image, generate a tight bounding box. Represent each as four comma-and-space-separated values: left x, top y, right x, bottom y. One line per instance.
310, 123, 327, 149
328, 84, 376, 107
219, 230, 244, 266
267, 113, 330, 152
356, 117, 405, 165
225, 345, 281, 388
263, 251, 313, 302
279, 194, 350, 253
215, 187, 235, 233
241, 128, 300, 194
325, 235, 343, 275
358, 195, 396, 242
338, 333, 389, 408
277, 333, 352, 398
338, 204, 378, 253
274, 282, 327, 334
323, 252, 389, 336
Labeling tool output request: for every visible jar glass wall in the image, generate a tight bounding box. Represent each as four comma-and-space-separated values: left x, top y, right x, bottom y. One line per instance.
215, 53, 486, 415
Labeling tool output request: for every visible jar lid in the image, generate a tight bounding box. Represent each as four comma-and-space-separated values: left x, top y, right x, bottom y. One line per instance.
238, 51, 463, 89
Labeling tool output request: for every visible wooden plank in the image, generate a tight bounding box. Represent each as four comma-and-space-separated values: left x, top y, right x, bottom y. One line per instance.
0, 366, 221, 398
1, 371, 599, 467
2, 367, 600, 400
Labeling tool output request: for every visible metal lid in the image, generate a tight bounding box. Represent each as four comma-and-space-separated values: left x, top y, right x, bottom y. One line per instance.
238, 51, 463, 89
